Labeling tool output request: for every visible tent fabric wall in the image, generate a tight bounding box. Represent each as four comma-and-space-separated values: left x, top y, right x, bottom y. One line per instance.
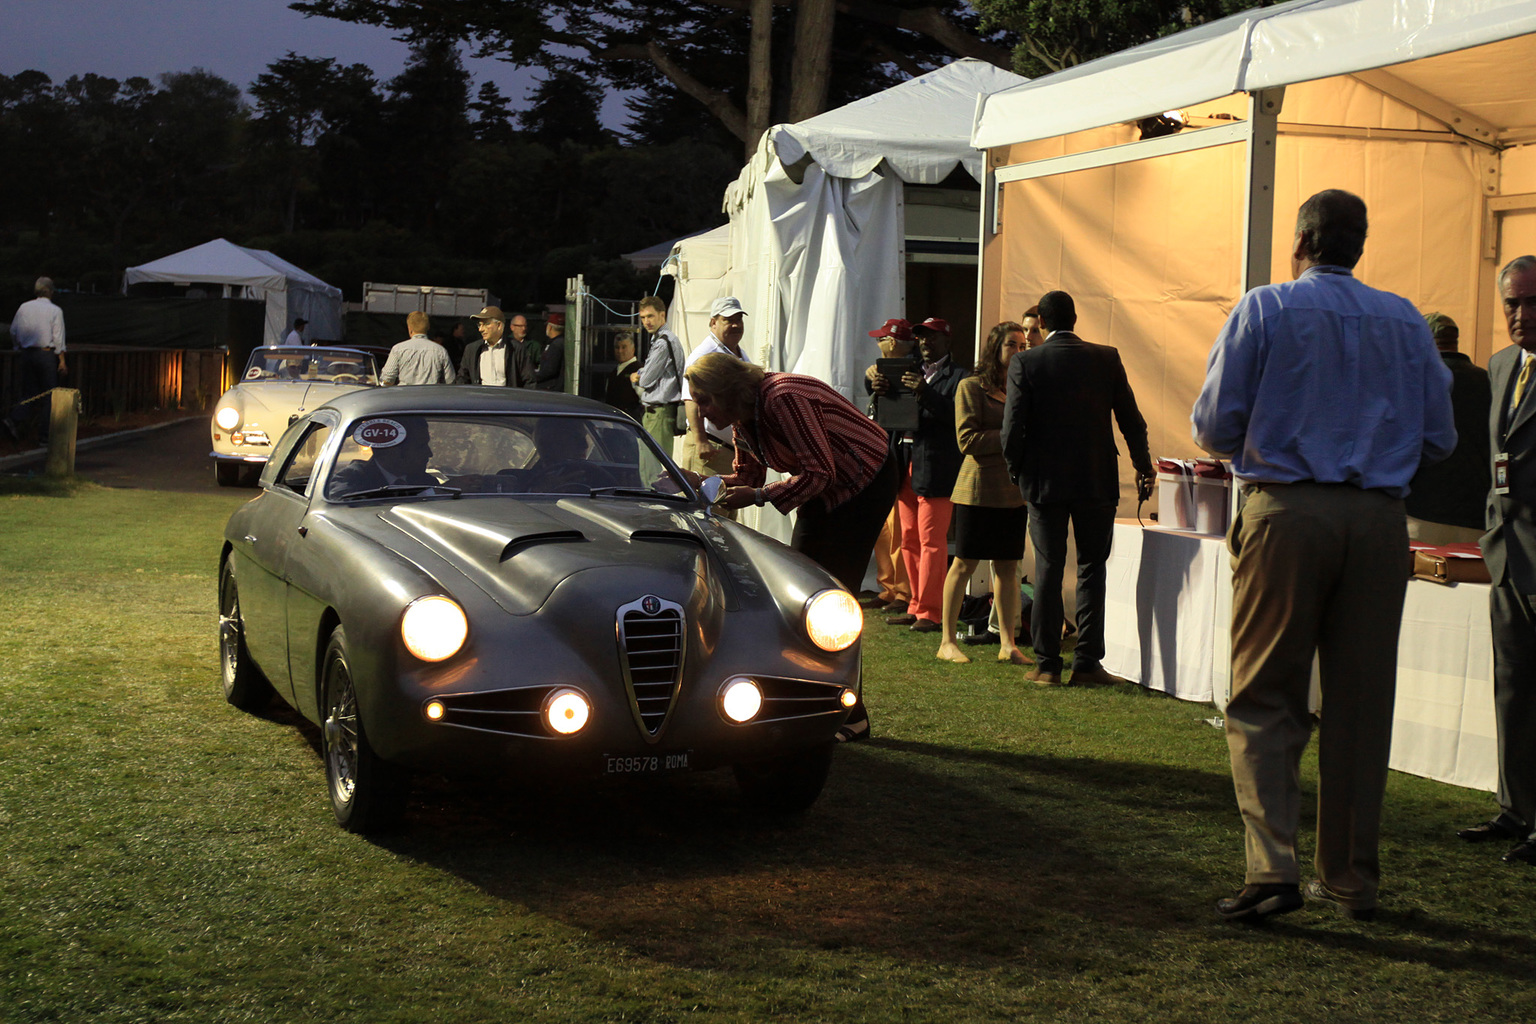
976, 0, 1536, 515
123, 239, 344, 347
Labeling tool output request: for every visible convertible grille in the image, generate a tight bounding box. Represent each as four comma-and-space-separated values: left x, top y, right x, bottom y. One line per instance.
617, 596, 685, 736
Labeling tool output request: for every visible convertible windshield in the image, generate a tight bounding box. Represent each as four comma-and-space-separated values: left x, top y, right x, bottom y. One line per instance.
324, 412, 691, 502
243, 347, 379, 385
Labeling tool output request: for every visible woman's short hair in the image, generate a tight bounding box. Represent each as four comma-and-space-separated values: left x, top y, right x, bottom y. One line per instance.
685, 352, 765, 421
976, 321, 1024, 392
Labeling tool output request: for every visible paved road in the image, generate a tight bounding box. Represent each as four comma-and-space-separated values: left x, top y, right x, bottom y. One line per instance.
2, 418, 239, 495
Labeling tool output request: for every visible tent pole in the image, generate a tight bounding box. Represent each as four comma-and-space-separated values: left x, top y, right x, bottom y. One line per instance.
1241, 88, 1284, 293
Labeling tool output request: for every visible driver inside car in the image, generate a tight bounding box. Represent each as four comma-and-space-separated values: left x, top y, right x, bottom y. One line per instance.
329, 420, 440, 496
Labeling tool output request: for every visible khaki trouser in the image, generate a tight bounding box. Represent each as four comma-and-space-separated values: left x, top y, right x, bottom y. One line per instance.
874, 505, 910, 604
642, 404, 677, 456
1225, 482, 1407, 908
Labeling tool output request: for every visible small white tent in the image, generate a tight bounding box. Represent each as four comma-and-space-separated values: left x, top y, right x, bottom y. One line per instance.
675, 58, 1028, 400
123, 238, 344, 347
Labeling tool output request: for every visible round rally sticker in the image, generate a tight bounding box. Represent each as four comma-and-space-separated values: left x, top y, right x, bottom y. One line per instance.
353, 418, 407, 448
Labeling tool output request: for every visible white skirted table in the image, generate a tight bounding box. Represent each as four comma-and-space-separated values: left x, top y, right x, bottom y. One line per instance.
1102, 522, 1498, 793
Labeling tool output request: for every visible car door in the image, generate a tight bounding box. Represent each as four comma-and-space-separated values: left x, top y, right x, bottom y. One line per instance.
237, 415, 336, 706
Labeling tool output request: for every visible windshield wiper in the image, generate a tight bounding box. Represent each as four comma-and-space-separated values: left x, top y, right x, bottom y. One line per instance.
339, 483, 462, 500
586, 486, 691, 502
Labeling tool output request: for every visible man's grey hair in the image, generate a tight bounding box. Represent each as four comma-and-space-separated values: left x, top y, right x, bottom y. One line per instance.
1499, 254, 1536, 291
34, 276, 53, 297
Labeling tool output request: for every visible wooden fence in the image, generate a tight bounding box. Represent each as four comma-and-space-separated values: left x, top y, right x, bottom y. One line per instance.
0, 347, 228, 420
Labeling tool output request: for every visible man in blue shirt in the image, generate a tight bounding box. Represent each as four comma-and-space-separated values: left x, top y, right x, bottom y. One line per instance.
1192, 190, 1456, 923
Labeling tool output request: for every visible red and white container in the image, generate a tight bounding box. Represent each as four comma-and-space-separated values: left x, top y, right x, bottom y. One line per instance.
1156, 458, 1195, 530
1191, 459, 1232, 535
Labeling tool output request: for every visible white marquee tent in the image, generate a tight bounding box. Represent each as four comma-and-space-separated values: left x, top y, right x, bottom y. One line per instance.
971, 0, 1536, 486
123, 238, 344, 347
665, 58, 1026, 544
677, 58, 1027, 400
969, 0, 1536, 792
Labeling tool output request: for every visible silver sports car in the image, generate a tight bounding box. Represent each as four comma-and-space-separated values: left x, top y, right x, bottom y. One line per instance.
218, 386, 864, 831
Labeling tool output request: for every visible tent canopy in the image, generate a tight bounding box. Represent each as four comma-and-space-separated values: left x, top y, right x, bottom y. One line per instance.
973, 0, 1536, 148
124, 238, 344, 346
970, 0, 1536, 523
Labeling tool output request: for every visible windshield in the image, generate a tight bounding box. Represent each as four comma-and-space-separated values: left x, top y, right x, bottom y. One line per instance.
323, 411, 691, 502
243, 347, 378, 385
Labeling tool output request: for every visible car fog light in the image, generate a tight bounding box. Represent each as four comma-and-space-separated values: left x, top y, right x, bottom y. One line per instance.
424, 700, 445, 721
720, 678, 763, 723
840, 689, 857, 708
545, 689, 590, 735
805, 589, 862, 652
400, 596, 468, 662
215, 406, 240, 430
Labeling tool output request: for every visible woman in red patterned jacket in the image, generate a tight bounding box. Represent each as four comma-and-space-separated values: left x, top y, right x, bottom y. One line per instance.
683, 352, 898, 741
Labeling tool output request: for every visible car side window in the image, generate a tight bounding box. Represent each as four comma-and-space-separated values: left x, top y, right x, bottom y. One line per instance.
275, 423, 333, 495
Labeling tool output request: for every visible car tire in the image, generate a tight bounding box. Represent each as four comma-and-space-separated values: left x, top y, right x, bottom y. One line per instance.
219, 561, 273, 712
215, 461, 241, 487
321, 626, 405, 833
733, 741, 835, 812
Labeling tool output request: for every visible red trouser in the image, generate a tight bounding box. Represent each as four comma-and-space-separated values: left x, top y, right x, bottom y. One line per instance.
895, 466, 952, 625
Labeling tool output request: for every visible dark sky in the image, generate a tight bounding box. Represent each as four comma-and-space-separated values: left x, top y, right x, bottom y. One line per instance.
5, 0, 626, 124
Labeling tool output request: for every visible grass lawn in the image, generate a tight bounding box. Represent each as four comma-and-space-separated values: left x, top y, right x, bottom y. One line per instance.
1, 478, 1533, 1023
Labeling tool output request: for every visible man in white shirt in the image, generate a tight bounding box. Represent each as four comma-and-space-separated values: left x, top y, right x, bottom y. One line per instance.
381, 311, 455, 385
283, 318, 308, 346
5, 276, 67, 442
679, 296, 751, 487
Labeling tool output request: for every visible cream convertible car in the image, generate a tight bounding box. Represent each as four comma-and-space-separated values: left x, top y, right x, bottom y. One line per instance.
210, 346, 379, 486
218, 387, 865, 832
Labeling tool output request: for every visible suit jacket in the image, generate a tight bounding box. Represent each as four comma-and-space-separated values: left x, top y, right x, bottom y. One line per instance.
1001, 331, 1153, 506
1407, 351, 1491, 530
605, 358, 643, 418
861, 356, 963, 497
1482, 346, 1536, 590
456, 338, 533, 387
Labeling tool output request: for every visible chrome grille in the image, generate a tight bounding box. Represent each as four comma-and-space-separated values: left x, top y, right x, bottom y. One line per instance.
617, 596, 684, 736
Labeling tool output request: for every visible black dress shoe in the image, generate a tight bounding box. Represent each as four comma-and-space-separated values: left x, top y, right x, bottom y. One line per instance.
1304, 879, 1376, 921
1503, 839, 1536, 865
1457, 818, 1523, 843
1215, 883, 1302, 922
909, 619, 941, 633
885, 613, 917, 626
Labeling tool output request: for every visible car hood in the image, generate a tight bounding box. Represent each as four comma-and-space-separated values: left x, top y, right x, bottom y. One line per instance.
230, 381, 367, 428
360, 498, 739, 616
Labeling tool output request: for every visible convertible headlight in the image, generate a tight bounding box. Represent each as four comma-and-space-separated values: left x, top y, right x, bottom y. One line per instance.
544, 689, 591, 735
719, 678, 763, 723
400, 596, 468, 662
215, 406, 241, 430
804, 589, 862, 652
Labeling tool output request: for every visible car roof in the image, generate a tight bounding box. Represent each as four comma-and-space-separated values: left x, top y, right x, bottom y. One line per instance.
317, 385, 622, 419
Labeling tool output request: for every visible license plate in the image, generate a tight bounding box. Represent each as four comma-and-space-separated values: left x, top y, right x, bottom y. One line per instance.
603, 751, 691, 775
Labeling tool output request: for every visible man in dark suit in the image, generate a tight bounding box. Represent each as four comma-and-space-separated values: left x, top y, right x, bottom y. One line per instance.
1464, 254, 1536, 866
1406, 313, 1490, 544
456, 306, 534, 388
1002, 290, 1154, 687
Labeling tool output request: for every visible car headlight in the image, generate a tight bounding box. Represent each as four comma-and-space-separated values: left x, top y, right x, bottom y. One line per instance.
804, 589, 861, 652
400, 595, 468, 662
544, 688, 591, 735
215, 405, 241, 430
719, 678, 763, 723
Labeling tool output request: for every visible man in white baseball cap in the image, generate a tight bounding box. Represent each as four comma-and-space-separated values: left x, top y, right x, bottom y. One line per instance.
680, 296, 751, 513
